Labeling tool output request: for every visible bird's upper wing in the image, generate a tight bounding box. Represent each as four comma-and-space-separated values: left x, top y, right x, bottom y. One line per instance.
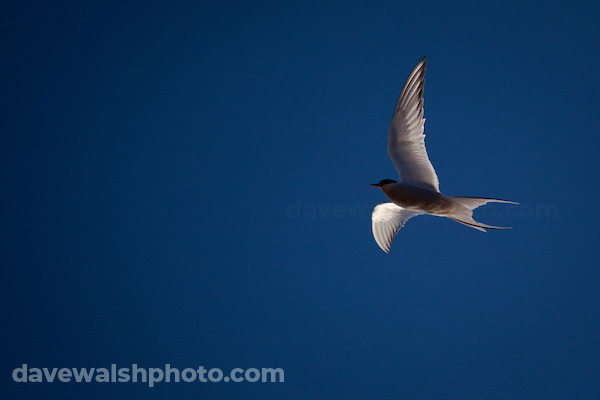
372, 202, 422, 253
388, 56, 440, 192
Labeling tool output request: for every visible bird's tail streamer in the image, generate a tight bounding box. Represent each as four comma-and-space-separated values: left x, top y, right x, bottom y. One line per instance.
449, 197, 518, 232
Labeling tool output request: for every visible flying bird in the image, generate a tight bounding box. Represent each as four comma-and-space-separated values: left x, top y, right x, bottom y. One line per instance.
371, 57, 518, 253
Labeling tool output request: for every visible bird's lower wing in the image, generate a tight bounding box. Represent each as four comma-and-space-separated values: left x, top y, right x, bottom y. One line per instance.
372, 203, 422, 253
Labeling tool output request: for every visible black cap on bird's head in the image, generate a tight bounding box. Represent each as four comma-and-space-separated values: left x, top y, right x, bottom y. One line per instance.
370, 179, 397, 187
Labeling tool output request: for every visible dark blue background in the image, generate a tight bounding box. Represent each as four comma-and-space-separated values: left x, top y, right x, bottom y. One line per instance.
3, 1, 600, 398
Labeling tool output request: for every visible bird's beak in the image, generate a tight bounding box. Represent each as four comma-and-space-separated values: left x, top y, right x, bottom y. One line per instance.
370, 183, 380, 187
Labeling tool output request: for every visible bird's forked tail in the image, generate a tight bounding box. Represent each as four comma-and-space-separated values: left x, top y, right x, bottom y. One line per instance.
448, 197, 519, 232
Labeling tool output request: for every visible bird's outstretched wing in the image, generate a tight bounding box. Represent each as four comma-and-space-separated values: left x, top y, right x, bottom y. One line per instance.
388, 56, 440, 192
372, 203, 422, 253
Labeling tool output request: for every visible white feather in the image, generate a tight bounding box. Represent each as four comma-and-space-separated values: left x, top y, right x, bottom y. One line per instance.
371, 203, 422, 253
387, 57, 440, 192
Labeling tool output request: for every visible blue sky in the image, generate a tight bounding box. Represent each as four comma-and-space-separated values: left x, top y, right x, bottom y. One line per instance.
3, 1, 600, 398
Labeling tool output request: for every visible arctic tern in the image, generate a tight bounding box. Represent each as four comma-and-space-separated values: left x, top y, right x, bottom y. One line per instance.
371, 57, 517, 253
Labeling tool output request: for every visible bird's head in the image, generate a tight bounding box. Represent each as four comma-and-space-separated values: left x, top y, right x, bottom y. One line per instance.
370, 179, 397, 188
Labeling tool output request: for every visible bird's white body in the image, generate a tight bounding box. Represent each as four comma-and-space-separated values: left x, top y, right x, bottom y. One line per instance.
379, 182, 457, 216
371, 57, 517, 253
